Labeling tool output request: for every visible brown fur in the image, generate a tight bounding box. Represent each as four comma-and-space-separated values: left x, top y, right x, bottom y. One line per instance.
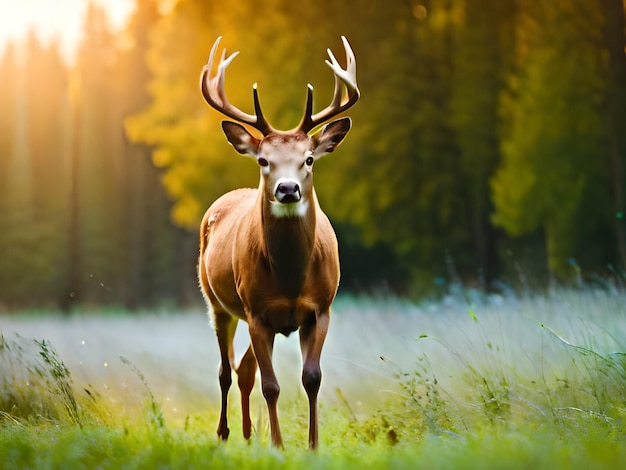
199, 174, 340, 448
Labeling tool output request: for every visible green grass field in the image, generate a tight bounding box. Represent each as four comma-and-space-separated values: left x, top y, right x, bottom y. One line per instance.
1, 288, 625, 468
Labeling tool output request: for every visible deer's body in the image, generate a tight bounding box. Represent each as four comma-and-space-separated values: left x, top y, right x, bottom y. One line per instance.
197, 37, 358, 449
199, 185, 339, 332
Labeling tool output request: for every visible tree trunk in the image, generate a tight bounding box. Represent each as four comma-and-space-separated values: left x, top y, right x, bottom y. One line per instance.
601, 0, 626, 269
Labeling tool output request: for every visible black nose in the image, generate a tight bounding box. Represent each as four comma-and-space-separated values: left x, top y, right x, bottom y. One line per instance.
275, 181, 301, 203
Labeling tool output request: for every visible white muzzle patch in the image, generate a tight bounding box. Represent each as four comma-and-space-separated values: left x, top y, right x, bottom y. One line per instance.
270, 199, 308, 218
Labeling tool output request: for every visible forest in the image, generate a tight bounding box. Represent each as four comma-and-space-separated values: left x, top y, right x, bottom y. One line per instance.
1, 0, 625, 309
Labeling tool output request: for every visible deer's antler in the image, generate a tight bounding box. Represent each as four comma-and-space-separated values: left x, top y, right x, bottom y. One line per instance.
297, 36, 360, 134
200, 37, 273, 136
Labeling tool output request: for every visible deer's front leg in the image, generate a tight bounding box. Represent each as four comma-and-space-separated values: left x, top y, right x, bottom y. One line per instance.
299, 310, 330, 450
248, 319, 283, 448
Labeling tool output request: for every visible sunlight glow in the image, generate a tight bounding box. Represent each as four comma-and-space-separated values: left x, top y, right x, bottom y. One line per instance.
0, 0, 135, 62
412, 4, 428, 21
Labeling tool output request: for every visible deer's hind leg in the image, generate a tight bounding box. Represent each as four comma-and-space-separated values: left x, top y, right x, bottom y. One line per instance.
237, 344, 257, 439
213, 308, 238, 440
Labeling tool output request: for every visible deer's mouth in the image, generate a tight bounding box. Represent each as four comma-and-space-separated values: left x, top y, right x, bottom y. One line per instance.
276, 192, 301, 204
269, 199, 308, 218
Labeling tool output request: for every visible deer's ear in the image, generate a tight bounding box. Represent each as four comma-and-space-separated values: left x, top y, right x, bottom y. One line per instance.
222, 121, 261, 157
312, 117, 351, 158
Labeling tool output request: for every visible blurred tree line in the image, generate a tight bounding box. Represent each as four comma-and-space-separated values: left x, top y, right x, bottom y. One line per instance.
0, 1, 197, 310
1, 0, 625, 310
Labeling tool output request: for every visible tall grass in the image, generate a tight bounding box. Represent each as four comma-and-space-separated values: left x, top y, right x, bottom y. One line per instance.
1, 287, 625, 468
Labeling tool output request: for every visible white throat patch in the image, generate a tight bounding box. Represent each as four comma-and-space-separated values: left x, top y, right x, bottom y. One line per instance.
270, 200, 309, 218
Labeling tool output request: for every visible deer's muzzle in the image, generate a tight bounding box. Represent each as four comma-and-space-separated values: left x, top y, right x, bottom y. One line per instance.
275, 180, 301, 204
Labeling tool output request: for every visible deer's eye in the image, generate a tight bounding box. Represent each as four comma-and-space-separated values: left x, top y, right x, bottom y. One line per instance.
258, 157, 269, 167
305, 156, 314, 166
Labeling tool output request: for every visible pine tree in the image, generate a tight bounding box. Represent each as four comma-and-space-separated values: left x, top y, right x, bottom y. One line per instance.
72, 4, 126, 304
0, 44, 34, 307
450, 0, 519, 286
23, 34, 72, 305
119, 0, 196, 307
492, 1, 612, 280
600, 0, 626, 270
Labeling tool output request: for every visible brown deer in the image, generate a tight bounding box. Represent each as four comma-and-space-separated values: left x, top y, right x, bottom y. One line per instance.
197, 36, 359, 449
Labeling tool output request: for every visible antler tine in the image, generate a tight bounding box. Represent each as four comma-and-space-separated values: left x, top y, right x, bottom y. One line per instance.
200, 37, 273, 135
297, 36, 360, 134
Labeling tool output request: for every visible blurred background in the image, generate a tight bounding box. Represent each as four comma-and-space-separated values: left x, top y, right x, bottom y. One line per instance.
0, 0, 625, 311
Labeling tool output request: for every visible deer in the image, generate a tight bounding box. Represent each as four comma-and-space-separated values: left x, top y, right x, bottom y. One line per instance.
197, 36, 359, 449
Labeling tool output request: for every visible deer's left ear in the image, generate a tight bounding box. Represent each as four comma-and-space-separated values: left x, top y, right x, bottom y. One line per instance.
312, 117, 351, 158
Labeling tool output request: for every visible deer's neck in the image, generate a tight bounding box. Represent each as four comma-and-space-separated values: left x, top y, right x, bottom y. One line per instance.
258, 190, 317, 298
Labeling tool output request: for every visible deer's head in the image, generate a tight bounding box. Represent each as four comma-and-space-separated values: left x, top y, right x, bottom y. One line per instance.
200, 37, 359, 218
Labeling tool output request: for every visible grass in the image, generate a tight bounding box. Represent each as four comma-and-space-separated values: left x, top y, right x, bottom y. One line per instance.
1, 288, 625, 468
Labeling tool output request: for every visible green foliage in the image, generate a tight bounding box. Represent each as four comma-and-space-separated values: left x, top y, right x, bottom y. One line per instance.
542, 323, 626, 419
126, 0, 258, 228
35, 339, 82, 427
0, 333, 63, 423
2, 290, 626, 468
386, 353, 458, 436
491, 1, 617, 279
2, 0, 626, 307
120, 356, 165, 431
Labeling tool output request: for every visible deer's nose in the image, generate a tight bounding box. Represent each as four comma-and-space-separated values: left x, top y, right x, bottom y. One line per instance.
275, 180, 301, 203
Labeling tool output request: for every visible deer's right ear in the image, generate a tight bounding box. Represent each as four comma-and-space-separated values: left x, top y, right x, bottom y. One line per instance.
222, 121, 261, 157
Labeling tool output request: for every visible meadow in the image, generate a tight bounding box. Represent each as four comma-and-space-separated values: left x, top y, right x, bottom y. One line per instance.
1, 287, 625, 468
